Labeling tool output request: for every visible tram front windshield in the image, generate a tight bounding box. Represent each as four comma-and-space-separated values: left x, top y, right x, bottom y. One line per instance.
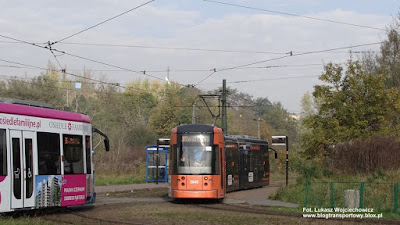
177, 134, 218, 175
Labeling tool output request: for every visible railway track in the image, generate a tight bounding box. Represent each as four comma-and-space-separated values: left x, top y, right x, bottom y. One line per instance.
5, 196, 400, 225
39, 203, 145, 225
191, 202, 400, 225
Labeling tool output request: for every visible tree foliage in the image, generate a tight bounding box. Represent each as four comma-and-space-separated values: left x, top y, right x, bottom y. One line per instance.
302, 60, 400, 159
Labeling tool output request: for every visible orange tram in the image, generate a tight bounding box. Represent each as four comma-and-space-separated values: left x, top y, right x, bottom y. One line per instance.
168, 124, 270, 200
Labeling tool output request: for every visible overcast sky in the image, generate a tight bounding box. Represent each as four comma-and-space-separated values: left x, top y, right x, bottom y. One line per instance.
0, 0, 399, 112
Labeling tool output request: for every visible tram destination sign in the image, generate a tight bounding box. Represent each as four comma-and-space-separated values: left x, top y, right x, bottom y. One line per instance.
182, 135, 210, 143
271, 136, 287, 146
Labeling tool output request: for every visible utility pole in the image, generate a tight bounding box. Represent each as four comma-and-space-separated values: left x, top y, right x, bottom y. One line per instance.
257, 118, 261, 139
167, 66, 170, 81
192, 103, 196, 124
272, 136, 289, 186
221, 79, 227, 135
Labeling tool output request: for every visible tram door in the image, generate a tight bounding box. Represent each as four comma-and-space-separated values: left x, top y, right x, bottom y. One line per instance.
10, 130, 35, 209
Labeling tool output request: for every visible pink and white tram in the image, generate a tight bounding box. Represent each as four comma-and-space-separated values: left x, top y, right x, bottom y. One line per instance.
0, 100, 109, 212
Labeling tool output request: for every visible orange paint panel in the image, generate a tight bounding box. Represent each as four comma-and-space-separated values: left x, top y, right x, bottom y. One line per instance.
202, 175, 220, 191
170, 175, 225, 199
171, 190, 219, 199
171, 127, 177, 144
186, 175, 203, 190
171, 175, 187, 190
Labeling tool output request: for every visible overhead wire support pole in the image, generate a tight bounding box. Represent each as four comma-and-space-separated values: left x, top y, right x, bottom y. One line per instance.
156, 139, 159, 185
221, 79, 227, 135
192, 103, 196, 124
286, 136, 289, 186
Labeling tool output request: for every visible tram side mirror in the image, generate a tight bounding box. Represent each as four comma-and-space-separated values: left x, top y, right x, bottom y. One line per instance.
93, 127, 110, 152
104, 138, 110, 152
274, 152, 278, 159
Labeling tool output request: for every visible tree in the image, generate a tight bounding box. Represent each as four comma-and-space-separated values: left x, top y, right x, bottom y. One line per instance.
262, 102, 298, 142
150, 82, 184, 136
254, 97, 272, 117
302, 60, 400, 159
377, 16, 400, 89
300, 91, 315, 120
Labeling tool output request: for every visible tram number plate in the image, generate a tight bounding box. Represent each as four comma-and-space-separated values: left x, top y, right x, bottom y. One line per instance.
248, 172, 254, 182
228, 175, 233, 186
190, 180, 199, 184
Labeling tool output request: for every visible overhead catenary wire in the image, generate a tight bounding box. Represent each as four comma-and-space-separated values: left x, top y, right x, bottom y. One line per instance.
48, 46, 64, 70
0, 72, 161, 93
0, 34, 164, 82
1, 40, 376, 55
57, 42, 290, 55
0, 74, 111, 85
193, 41, 383, 86
202, 0, 386, 31
0, 74, 125, 94
0, 34, 381, 88
0, 62, 338, 73
0, 58, 123, 88
51, 0, 155, 45
50, 48, 164, 81
198, 74, 320, 86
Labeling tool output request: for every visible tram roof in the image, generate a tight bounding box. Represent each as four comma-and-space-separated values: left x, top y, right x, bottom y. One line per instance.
0, 102, 91, 123
225, 135, 268, 144
176, 124, 215, 133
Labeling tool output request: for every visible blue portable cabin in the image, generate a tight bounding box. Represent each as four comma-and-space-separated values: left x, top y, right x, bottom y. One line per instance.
145, 138, 170, 183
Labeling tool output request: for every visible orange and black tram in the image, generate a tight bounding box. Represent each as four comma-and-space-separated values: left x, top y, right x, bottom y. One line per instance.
168, 124, 270, 200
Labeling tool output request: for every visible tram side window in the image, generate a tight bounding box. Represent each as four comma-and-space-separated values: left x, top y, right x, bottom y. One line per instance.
37, 132, 61, 175
0, 129, 6, 176
63, 135, 84, 174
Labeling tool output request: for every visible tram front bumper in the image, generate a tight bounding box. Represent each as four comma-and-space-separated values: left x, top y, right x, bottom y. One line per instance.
171, 190, 221, 199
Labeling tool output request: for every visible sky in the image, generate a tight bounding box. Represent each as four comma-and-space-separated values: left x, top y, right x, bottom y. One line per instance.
0, 0, 399, 113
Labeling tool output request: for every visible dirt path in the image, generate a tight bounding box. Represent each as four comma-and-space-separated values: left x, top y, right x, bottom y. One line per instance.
224, 179, 298, 207
95, 178, 298, 208
96, 182, 168, 194
225, 179, 285, 200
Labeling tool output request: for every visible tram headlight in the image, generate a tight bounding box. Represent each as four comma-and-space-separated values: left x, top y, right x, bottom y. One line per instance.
204, 176, 208, 180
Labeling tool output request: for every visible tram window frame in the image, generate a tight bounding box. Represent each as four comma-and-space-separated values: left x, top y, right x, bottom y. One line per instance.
85, 136, 92, 174
0, 129, 6, 176
213, 145, 219, 175
63, 134, 84, 175
37, 132, 61, 175
170, 144, 178, 175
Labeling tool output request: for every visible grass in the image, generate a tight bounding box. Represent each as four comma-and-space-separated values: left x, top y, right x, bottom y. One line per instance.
106, 187, 168, 198
0, 215, 52, 225
270, 166, 400, 219
148, 206, 297, 225
95, 173, 146, 186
